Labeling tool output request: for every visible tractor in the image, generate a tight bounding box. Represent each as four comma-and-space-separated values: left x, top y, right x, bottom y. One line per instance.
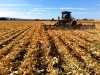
42, 11, 95, 30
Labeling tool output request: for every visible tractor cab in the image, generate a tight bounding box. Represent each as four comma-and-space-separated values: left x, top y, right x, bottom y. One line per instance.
61, 11, 72, 22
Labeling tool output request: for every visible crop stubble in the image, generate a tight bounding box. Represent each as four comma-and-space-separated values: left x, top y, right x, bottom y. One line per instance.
0, 21, 100, 75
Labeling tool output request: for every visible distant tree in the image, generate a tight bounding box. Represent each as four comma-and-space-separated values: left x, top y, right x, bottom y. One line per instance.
11, 18, 12, 20
51, 18, 54, 21
14, 18, 15, 20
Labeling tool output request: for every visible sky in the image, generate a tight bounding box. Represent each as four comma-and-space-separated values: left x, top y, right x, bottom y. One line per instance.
0, 0, 100, 20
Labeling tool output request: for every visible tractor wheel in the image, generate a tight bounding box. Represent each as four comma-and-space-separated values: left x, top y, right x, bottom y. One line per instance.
72, 20, 77, 25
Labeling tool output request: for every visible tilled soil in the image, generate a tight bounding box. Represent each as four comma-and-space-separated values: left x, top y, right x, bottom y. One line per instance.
0, 21, 100, 75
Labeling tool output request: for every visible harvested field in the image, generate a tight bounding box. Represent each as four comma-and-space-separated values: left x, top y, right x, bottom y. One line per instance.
0, 21, 100, 75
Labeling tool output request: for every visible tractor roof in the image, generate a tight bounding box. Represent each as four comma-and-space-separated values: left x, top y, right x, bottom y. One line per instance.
62, 11, 71, 14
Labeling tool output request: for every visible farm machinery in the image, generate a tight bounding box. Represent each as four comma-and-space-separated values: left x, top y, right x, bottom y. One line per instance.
42, 11, 95, 30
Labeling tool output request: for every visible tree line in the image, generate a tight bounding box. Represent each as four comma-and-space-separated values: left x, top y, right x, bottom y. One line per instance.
0, 17, 15, 20
0, 17, 8, 20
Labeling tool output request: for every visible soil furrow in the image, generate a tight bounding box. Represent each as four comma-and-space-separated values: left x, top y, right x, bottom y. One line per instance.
0, 26, 31, 49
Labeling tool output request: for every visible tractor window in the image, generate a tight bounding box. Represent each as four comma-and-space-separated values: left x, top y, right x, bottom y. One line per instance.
62, 14, 70, 18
